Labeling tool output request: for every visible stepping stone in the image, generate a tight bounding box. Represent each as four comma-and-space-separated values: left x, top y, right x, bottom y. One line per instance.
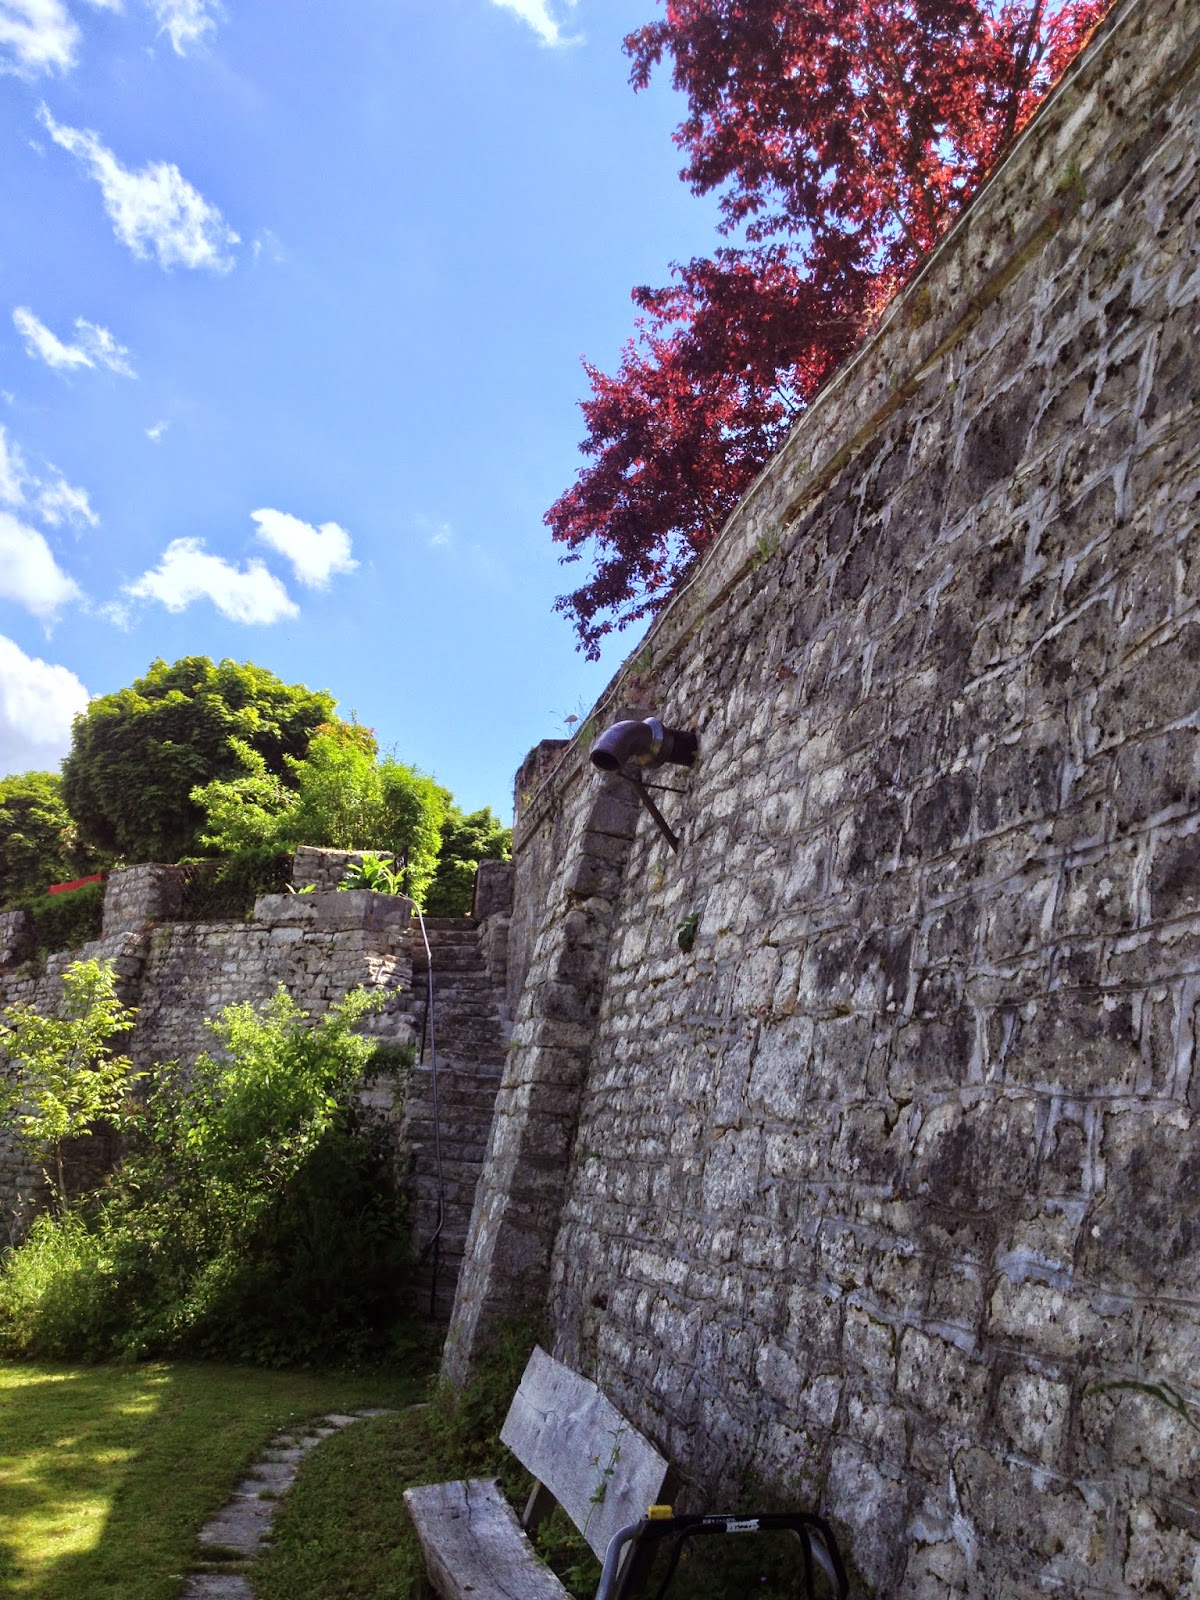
186, 1409, 395, 1588
197, 1502, 274, 1557
182, 1576, 253, 1599
245, 1460, 297, 1489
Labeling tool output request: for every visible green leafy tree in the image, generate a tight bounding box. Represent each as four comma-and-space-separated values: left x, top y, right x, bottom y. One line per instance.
62, 657, 335, 864
426, 806, 512, 917
0, 960, 140, 1210
193, 722, 449, 906
189, 739, 297, 854
0, 772, 93, 905
283, 722, 390, 851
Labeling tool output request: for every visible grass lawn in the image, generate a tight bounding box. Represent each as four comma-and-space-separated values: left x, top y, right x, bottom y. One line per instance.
0, 1359, 431, 1600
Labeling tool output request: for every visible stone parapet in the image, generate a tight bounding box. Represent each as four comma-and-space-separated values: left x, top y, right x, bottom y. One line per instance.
291, 846, 388, 891
101, 864, 185, 937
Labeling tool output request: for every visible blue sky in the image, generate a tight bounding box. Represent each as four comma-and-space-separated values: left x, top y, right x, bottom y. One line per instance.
0, 0, 721, 816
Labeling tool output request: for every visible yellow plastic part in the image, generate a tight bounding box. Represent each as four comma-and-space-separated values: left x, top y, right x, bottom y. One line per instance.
647, 1505, 674, 1520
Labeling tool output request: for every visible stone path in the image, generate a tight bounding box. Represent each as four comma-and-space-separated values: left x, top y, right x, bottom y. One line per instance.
182, 1409, 391, 1599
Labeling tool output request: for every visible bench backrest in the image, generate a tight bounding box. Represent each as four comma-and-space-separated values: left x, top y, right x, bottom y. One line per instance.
500, 1346, 670, 1562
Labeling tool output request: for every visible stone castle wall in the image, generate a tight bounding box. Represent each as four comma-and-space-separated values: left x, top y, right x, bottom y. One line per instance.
0, 864, 418, 1246
0, 856, 513, 1315
446, 1, 1200, 1594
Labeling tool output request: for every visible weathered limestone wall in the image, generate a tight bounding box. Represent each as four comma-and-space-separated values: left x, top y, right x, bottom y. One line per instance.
447, 0, 1200, 1592
0, 864, 511, 1320
0, 873, 418, 1245
130, 890, 415, 1070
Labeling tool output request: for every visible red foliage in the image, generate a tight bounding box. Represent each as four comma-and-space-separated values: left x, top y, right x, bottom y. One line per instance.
550, 0, 1110, 657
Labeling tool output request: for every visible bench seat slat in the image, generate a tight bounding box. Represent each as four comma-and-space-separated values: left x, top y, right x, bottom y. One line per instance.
500, 1346, 669, 1562
404, 1478, 570, 1600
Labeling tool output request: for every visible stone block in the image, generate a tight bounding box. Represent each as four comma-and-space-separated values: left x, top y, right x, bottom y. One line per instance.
473, 859, 514, 920
0, 909, 31, 968
102, 864, 185, 937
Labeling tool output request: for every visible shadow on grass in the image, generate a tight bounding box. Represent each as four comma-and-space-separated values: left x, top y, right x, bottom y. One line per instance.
0, 1361, 431, 1600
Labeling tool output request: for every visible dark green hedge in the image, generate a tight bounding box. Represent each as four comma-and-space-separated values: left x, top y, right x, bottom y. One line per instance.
178, 849, 293, 922
17, 881, 106, 957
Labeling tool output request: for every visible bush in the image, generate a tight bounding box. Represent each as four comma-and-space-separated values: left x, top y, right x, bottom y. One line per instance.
13, 881, 105, 957
0, 1209, 130, 1360
178, 849, 293, 921
0, 985, 415, 1366
192, 725, 449, 907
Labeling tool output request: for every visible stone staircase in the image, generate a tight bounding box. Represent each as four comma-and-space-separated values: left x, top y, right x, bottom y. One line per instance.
402, 915, 510, 1320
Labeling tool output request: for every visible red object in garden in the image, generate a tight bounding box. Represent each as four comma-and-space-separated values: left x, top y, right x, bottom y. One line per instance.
47, 873, 106, 895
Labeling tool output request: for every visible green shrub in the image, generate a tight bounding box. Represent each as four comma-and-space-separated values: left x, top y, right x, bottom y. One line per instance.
0, 1208, 131, 1360
14, 881, 105, 957
177, 848, 293, 921
0, 985, 416, 1366
192, 724, 449, 906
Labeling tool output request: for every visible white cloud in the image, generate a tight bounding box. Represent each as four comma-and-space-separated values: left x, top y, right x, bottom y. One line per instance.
488, 0, 578, 46
38, 104, 239, 272
0, 0, 79, 78
150, 0, 218, 54
36, 473, 98, 527
13, 305, 90, 370
0, 424, 97, 530
75, 317, 136, 375
0, 426, 29, 507
124, 538, 298, 624
0, 633, 88, 774
13, 305, 137, 376
146, 419, 168, 442
250, 508, 357, 590
0, 510, 82, 618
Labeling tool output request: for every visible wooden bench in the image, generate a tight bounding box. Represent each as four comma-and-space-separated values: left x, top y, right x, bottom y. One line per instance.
404, 1346, 848, 1600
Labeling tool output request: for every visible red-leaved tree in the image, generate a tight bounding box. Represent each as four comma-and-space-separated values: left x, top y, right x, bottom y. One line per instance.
549, 0, 1110, 657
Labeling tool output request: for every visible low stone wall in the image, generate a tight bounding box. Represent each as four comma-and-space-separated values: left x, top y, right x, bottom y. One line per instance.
0, 860, 510, 1319
0, 870, 417, 1242
292, 846, 384, 892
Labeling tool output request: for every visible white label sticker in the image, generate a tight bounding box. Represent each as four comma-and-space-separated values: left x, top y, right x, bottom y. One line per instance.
726, 1519, 760, 1534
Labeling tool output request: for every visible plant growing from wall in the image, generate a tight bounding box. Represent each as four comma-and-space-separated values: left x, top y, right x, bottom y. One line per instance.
0, 959, 140, 1211
339, 853, 404, 894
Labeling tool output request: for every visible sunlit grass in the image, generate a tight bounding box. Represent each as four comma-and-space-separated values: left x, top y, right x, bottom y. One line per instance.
0, 1360, 430, 1600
